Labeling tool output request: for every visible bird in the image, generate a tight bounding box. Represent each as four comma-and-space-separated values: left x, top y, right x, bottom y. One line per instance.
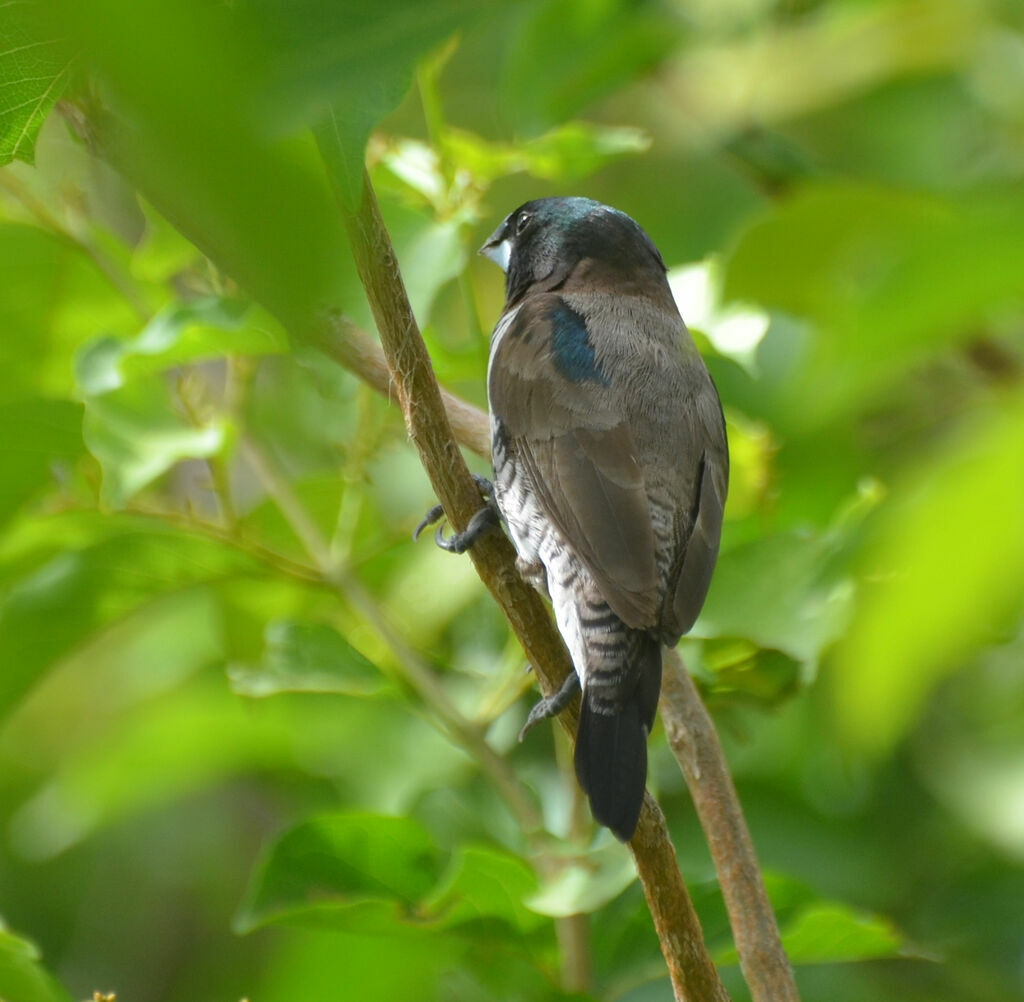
419, 197, 728, 841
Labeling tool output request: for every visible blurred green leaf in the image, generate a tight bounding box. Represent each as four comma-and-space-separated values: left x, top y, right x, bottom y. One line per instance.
235, 812, 440, 933
833, 402, 1024, 754
423, 845, 544, 932
725, 183, 1024, 423
8, 679, 298, 859
715, 901, 908, 966
0, 519, 260, 724
0, 928, 71, 1002
778, 903, 908, 965
0, 224, 139, 403
525, 842, 636, 918
694, 527, 854, 682
79, 374, 227, 508
269, 0, 482, 206
442, 121, 650, 185
75, 298, 285, 395
0, 1, 71, 165
56, 0, 351, 328
228, 619, 385, 698
502, 0, 678, 131
0, 399, 84, 529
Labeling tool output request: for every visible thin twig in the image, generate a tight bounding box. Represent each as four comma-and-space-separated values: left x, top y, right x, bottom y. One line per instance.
322, 158, 729, 1002
661, 649, 799, 1002
239, 435, 545, 835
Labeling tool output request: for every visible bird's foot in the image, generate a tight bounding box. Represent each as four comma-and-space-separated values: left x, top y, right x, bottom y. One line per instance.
518, 671, 581, 741
413, 475, 499, 553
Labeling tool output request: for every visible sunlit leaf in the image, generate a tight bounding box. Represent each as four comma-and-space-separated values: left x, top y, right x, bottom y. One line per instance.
228, 619, 385, 698
725, 183, 1024, 424
75, 298, 286, 395
0, 518, 261, 724
833, 403, 1024, 754
79, 374, 227, 508
525, 842, 636, 918
441, 121, 651, 185
694, 527, 855, 682
0, 0, 71, 165
235, 812, 440, 933
8, 679, 297, 860
423, 845, 544, 933
0, 399, 84, 529
0, 929, 71, 1002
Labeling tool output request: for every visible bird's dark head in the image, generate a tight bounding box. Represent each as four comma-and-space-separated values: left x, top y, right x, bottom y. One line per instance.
480, 197, 667, 305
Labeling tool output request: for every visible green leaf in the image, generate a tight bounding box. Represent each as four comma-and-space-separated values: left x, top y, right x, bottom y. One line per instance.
423, 845, 544, 933
0, 517, 261, 724
0, 399, 84, 529
0, 224, 140, 404
269, 0, 482, 206
778, 903, 908, 965
235, 812, 440, 933
228, 619, 385, 698
79, 376, 227, 507
441, 121, 651, 185
0, 929, 71, 1002
8, 678, 301, 859
75, 298, 286, 396
724, 183, 1024, 423
694, 527, 854, 682
502, 0, 678, 131
0, 0, 72, 165
525, 842, 636, 917
833, 402, 1024, 754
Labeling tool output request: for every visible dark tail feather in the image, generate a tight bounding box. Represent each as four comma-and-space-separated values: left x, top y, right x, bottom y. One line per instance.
574, 634, 662, 841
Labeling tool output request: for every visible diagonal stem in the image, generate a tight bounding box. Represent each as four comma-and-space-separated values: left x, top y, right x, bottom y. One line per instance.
318, 149, 730, 1002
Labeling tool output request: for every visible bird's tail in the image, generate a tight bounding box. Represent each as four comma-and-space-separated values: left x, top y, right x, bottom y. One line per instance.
574, 629, 662, 841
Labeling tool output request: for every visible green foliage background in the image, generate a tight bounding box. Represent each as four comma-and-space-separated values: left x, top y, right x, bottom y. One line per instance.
1, 1, 1023, 1000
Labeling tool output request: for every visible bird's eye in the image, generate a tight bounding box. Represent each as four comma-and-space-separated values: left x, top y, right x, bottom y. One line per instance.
514, 211, 532, 235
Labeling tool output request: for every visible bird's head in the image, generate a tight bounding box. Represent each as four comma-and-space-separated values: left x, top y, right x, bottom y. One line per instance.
480, 197, 667, 305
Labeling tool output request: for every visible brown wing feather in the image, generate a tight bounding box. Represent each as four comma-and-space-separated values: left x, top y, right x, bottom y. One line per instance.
489, 296, 660, 628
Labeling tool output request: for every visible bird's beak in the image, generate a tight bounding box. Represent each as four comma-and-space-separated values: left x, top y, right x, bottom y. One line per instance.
479, 224, 511, 272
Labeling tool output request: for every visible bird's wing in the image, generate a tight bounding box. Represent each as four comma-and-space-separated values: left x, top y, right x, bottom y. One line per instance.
488, 295, 660, 628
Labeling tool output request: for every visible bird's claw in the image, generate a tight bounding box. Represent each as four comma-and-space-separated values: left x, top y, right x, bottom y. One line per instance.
518, 671, 581, 741
413, 476, 500, 553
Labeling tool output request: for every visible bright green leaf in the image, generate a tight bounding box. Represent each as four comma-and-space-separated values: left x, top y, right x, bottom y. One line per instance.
724, 183, 1024, 424
525, 842, 636, 917
228, 619, 385, 698
0, 518, 261, 724
0, 0, 71, 165
79, 375, 227, 507
75, 298, 286, 396
8, 679, 297, 859
235, 812, 440, 933
0, 928, 71, 1002
778, 903, 908, 965
833, 403, 1024, 754
423, 845, 543, 932
694, 527, 854, 682
0, 399, 84, 529
441, 121, 651, 186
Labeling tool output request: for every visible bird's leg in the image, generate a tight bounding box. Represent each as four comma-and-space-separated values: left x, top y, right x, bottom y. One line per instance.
518, 671, 581, 741
413, 474, 501, 553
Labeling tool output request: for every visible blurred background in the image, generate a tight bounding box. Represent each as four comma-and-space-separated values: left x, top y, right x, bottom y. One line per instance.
1, 0, 1023, 1000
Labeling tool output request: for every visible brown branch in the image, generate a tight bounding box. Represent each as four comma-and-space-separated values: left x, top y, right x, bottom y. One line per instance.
661, 650, 799, 1001
72, 98, 789, 1000
328, 163, 729, 1002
